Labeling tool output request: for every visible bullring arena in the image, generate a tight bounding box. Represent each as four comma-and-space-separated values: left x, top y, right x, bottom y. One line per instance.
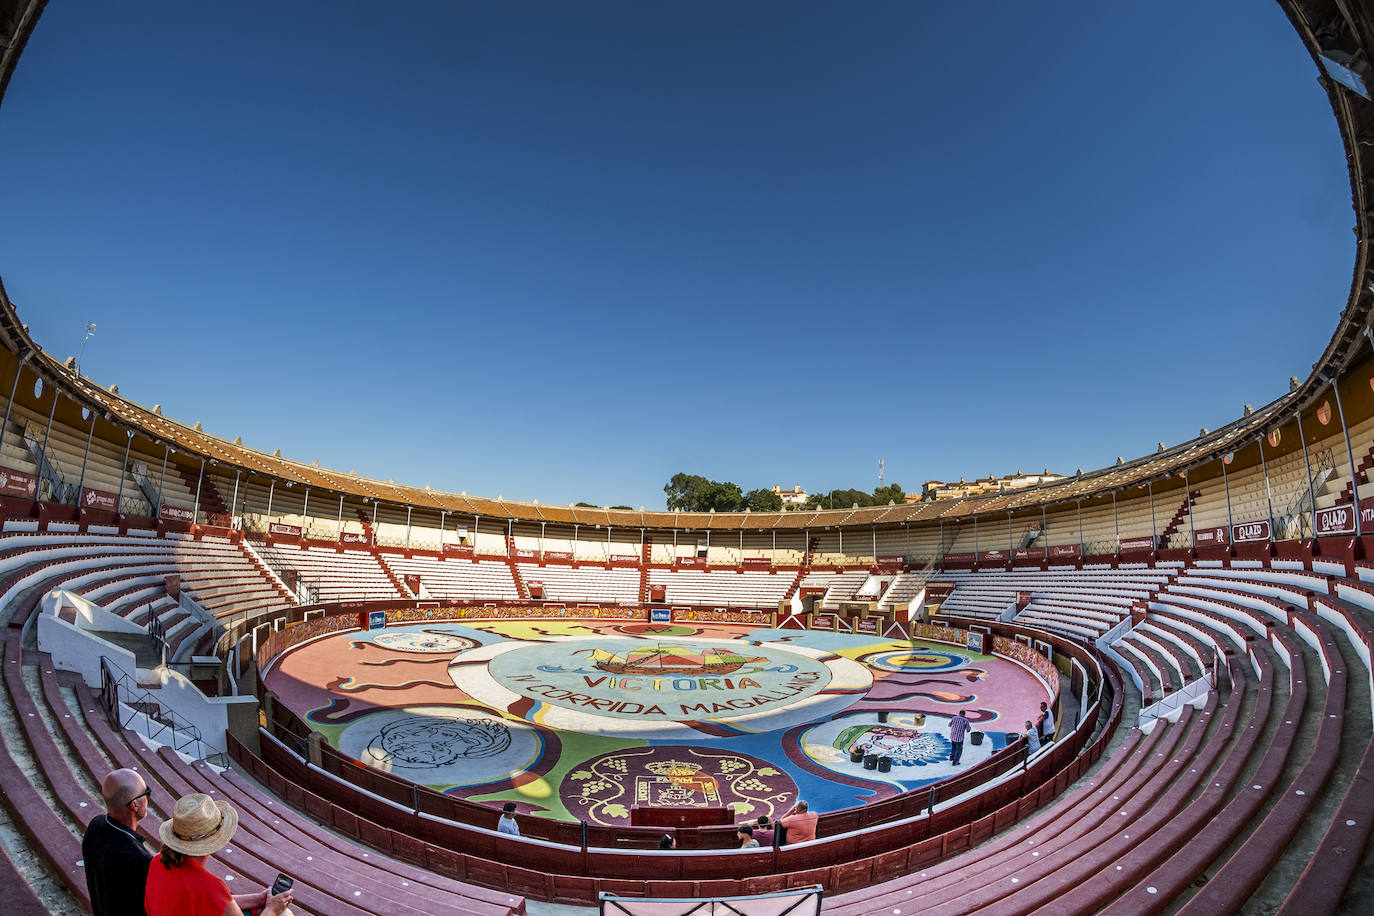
2, 1, 1374, 915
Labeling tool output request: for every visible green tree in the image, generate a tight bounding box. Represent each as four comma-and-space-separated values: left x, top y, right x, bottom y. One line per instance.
743, 488, 783, 512
872, 483, 905, 505
665, 473, 743, 511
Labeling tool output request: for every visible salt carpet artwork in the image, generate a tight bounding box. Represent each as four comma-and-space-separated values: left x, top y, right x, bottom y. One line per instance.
266, 618, 1052, 826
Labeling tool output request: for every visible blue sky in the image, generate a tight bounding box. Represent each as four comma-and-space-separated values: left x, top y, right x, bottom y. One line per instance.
0, 1, 1352, 508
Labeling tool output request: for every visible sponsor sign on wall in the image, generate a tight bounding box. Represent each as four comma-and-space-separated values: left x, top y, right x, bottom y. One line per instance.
855, 618, 879, 634
676, 556, 707, 568
1193, 526, 1228, 546
1118, 536, 1155, 553
515, 549, 537, 559
810, 614, 835, 630
979, 549, 1007, 563
650, 608, 672, 623
741, 557, 773, 570
443, 543, 474, 556
543, 551, 573, 562
159, 504, 194, 524
268, 522, 303, 537
0, 467, 37, 498
340, 531, 369, 544
942, 552, 976, 565
967, 630, 986, 654
81, 487, 118, 512
876, 555, 905, 568
1314, 505, 1355, 535
368, 610, 386, 630
1230, 520, 1271, 543
1049, 544, 1081, 558
1013, 547, 1041, 560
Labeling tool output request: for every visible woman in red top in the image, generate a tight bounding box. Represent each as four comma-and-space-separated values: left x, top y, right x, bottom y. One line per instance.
144, 794, 294, 916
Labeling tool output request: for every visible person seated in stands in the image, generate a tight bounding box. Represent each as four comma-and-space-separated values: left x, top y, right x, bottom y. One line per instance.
737, 824, 759, 848
497, 802, 520, 837
1024, 720, 1042, 754
145, 794, 294, 916
779, 800, 818, 844
658, 834, 676, 850
1038, 701, 1056, 742
752, 815, 775, 848
84, 768, 153, 916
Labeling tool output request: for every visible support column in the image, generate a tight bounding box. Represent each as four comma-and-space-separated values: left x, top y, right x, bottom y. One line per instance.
265, 479, 275, 520
1222, 454, 1234, 534
1184, 467, 1194, 545
1258, 434, 1275, 538
75, 410, 96, 497
116, 431, 134, 512
405, 505, 412, 548
155, 445, 170, 512
0, 353, 31, 457
229, 469, 241, 520
1329, 371, 1363, 537
1296, 409, 1315, 538
192, 459, 205, 524
1147, 481, 1157, 546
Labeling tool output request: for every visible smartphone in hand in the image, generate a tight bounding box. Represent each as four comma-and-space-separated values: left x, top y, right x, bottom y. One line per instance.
270, 874, 294, 896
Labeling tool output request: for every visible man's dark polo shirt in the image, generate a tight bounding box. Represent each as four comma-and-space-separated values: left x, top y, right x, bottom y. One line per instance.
83, 814, 152, 916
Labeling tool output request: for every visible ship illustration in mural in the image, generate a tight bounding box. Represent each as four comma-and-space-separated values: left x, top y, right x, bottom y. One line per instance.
573, 645, 767, 676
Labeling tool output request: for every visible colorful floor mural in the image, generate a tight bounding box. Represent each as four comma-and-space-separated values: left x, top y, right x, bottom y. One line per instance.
265, 619, 1052, 827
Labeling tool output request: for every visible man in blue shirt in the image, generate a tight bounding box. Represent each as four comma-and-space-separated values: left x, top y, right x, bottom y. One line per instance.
497, 802, 521, 836
948, 710, 972, 765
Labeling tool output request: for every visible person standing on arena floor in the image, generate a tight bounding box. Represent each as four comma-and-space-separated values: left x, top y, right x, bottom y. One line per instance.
497, 802, 521, 837
948, 709, 972, 765
84, 768, 154, 916
779, 800, 819, 844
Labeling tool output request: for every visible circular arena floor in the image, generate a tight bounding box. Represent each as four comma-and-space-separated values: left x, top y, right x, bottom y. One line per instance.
265, 619, 1052, 827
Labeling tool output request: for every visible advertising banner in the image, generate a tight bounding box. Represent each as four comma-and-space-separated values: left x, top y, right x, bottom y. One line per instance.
268, 522, 303, 537
1049, 544, 1081, 558
1230, 520, 1271, 543
0, 467, 37, 499
1193, 526, 1228, 546
651, 608, 672, 623
741, 557, 773, 570
159, 504, 194, 524
340, 531, 369, 545
81, 487, 118, 512
1118, 536, 1155, 553
855, 618, 879, 634
1314, 505, 1355, 536
443, 543, 474, 556
368, 610, 386, 630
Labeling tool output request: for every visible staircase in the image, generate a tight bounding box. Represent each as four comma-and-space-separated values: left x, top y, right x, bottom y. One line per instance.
1337, 442, 1374, 505
356, 509, 375, 545
1158, 489, 1200, 547
1018, 524, 1041, 550
237, 539, 296, 606
375, 553, 413, 598
782, 537, 821, 601
22, 424, 76, 504
504, 532, 530, 600
639, 536, 652, 603
177, 465, 229, 525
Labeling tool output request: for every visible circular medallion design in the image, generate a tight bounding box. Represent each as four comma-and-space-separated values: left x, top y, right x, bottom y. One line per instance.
451, 636, 871, 738
615, 622, 700, 638
336, 706, 542, 788
372, 630, 477, 653
561, 745, 798, 827
864, 648, 971, 673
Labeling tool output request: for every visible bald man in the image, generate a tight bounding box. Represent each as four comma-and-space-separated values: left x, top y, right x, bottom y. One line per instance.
83, 768, 153, 916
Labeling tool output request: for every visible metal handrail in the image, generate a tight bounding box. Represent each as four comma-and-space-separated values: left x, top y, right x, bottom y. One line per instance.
97, 655, 227, 766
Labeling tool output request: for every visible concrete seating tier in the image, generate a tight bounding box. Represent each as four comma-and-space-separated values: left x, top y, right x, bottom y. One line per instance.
377, 553, 520, 600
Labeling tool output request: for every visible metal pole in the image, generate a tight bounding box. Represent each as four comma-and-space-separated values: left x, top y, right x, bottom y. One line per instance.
75, 411, 96, 496
574, 523, 580, 558
372, 501, 379, 544
1329, 373, 1363, 537
973, 516, 978, 555
1112, 490, 1119, 546
1147, 481, 1158, 545
1041, 505, 1048, 559
1007, 512, 1013, 552
540, 521, 546, 557
405, 505, 412, 548
229, 469, 241, 519
0, 354, 30, 457
301, 487, 310, 537
265, 479, 275, 520
772, 528, 777, 564
1221, 455, 1234, 534
1258, 435, 1275, 538
192, 459, 205, 524
116, 431, 133, 511
337, 495, 345, 536
1077, 499, 1084, 549
37, 385, 58, 476
1184, 467, 1194, 545
1296, 410, 1315, 538
156, 445, 170, 512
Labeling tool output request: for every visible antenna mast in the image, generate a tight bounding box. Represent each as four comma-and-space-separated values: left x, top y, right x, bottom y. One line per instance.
878, 458, 885, 488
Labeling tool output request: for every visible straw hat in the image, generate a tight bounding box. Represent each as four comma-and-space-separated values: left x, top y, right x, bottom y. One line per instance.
159, 793, 238, 856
